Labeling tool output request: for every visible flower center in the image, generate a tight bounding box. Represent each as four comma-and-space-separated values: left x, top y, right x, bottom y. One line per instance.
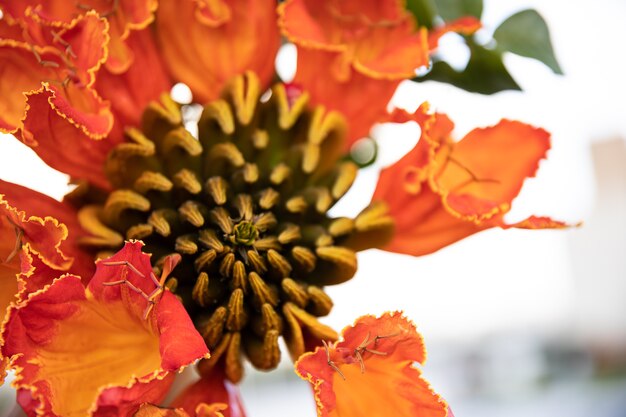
71, 72, 394, 382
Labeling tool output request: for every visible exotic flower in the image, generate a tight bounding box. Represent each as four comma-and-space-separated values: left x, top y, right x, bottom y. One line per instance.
0, 0, 567, 415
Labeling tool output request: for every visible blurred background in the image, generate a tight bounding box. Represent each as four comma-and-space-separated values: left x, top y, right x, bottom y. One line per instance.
1, 0, 625, 416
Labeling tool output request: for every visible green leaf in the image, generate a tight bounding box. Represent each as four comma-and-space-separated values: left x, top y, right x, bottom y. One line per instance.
493, 9, 563, 74
415, 42, 521, 94
434, 0, 483, 21
405, 0, 438, 29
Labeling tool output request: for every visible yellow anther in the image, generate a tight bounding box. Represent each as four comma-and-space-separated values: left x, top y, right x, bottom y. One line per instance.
229, 71, 260, 125
226, 289, 247, 331
285, 196, 308, 213
243, 163, 259, 183
210, 207, 233, 234
178, 201, 205, 227
203, 306, 227, 347
328, 218, 354, 237
355, 201, 394, 231
307, 286, 334, 316
219, 252, 236, 277
172, 169, 202, 194
253, 212, 277, 232
208, 142, 245, 167
134, 171, 173, 193
248, 272, 278, 307
332, 162, 358, 199
269, 163, 291, 185
198, 229, 225, 252
259, 188, 280, 210
77, 205, 124, 247
175, 235, 198, 254
266, 249, 292, 277
291, 246, 316, 273
253, 236, 281, 251
103, 190, 150, 225
247, 250, 267, 274
205, 176, 228, 205
234, 194, 253, 221
278, 224, 301, 244
126, 223, 154, 240
192, 272, 211, 307
162, 127, 203, 156
194, 249, 217, 271
281, 278, 308, 308
202, 99, 235, 134
302, 143, 320, 174
252, 129, 269, 149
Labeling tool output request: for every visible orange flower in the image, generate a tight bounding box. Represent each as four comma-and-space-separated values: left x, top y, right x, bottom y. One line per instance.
2, 241, 209, 417
372, 105, 569, 256
296, 312, 448, 417
155, 0, 280, 103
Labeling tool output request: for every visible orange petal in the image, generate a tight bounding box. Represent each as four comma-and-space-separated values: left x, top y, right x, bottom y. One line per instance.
2, 242, 208, 417
0, 179, 95, 279
171, 366, 246, 417
95, 29, 172, 129
428, 16, 482, 51
135, 403, 190, 417
434, 119, 550, 222
373, 109, 565, 256
156, 0, 280, 103
17, 85, 115, 189
280, 0, 430, 146
296, 312, 448, 417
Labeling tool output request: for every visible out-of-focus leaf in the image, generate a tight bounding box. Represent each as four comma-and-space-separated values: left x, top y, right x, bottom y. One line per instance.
434, 0, 483, 21
406, 0, 438, 28
493, 9, 563, 74
415, 41, 521, 94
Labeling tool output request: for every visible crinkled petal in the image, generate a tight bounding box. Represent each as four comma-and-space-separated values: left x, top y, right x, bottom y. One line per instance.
296, 312, 448, 417
0, 179, 95, 279
156, 0, 280, 103
134, 402, 229, 417
280, 0, 430, 146
2, 242, 208, 417
374, 109, 568, 256
17, 85, 116, 189
171, 366, 245, 417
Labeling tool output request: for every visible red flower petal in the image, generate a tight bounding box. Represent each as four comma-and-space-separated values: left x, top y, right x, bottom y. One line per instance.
2, 242, 209, 417
172, 366, 246, 417
296, 312, 448, 417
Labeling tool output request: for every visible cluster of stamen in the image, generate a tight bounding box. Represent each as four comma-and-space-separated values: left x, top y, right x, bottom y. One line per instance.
71, 72, 394, 382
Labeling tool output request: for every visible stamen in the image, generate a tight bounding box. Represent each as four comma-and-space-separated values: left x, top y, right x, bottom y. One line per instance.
232, 260, 247, 290
281, 278, 308, 308
291, 246, 316, 272
198, 229, 225, 252
205, 176, 228, 205
178, 201, 205, 227
194, 249, 217, 271
246, 250, 268, 274
278, 224, 301, 244
192, 272, 210, 307
328, 218, 354, 237
233, 194, 253, 221
134, 171, 173, 193
203, 306, 227, 346
242, 163, 259, 183
307, 286, 333, 316
226, 289, 247, 331
202, 100, 235, 134
172, 169, 202, 194
269, 163, 291, 185
175, 235, 198, 254
210, 207, 233, 234
126, 223, 154, 240
162, 127, 203, 156
248, 272, 279, 307
323, 340, 346, 380
103, 190, 150, 224
253, 236, 281, 251
332, 162, 358, 199
253, 212, 277, 232
251, 129, 269, 149
148, 209, 174, 237
266, 249, 292, 276
302, 143, 320, 173
208, 143, 245, 168
258, 188, 280, 210
219, 252, 236, 277
285, 196, 308, 213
